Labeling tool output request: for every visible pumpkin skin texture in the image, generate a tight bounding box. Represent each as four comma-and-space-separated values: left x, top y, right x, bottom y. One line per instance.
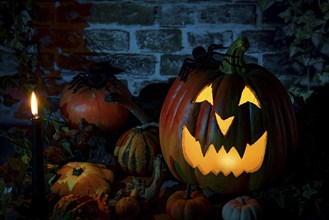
166, 189, 210, 220
51, 162, 114, 197
159, 37, 298, 194
50, 194, 110, 220
59, 76, 132, 133
222, 195, 262, 220
114, 127, 159, 176
115, 188, 140, 220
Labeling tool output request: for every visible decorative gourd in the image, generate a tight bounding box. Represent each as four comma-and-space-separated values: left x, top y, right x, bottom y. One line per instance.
50, 193, 110, 220
166, 185, 210, 220
222, 195, 262, 220
59, 62, 132, 133
106, 91, 160, 176
115, 187, 140, 220
159, 36, 298, 193
51, 162, 114, 197
114, 124, 159, 176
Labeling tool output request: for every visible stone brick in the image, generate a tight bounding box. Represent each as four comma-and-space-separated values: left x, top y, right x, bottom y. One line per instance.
187, 31, 233, 48
263, 53, 292, 77
160, 54, 190, 76
58, 53, 94, 72
241, 30, 282, 53
56, 1, 92, 24
198, 4, 257, 25
55, 28, 87, 51
84, 29, 129, 51
31, 2, 54, 26
86, 2, 155, 25
158, 4, 198, 26
136, 29, 182, 52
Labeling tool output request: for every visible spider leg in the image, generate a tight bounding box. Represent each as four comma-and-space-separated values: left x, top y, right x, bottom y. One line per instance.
179, 59, 195, 81
207, 44, 227, 52
180, 64, 197, 82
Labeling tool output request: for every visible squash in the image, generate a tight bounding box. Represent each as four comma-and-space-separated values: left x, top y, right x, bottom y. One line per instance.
59, 62, 132, 133
51, 162, 114, 197
114, 125, 159, 176
166, 185, 210, 220
222, 195, 262, 220
159, 36, 298, 193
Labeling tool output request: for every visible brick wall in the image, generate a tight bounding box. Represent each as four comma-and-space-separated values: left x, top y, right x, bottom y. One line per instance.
1, 0, 302, 125
31, 0, 290, 96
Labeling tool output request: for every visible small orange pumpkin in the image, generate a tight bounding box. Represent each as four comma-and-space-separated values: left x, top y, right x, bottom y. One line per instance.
51, 162, 114, 197
115, 188, 140, 220
166, 186, 210, 220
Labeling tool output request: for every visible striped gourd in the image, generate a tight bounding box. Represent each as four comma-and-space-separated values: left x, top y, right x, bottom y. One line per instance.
114, 127, 159, 176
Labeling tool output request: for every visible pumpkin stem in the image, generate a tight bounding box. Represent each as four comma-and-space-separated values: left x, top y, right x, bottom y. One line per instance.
135, 122, 159, 131
130, 187, 140, 198
220, 36, 250, 74
72, 166, 83, 176
104, 93, 150, 124
186, 184, 191, 200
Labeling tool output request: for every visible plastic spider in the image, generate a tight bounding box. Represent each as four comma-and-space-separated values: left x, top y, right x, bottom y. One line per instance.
69, 62, 124, 93
179, 44, 226, 81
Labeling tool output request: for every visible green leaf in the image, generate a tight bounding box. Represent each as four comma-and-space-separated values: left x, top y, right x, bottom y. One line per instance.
60, 140, 73, 157
257, 0, 277, 11
311, 32, 322, 47
278, 8, 292, 22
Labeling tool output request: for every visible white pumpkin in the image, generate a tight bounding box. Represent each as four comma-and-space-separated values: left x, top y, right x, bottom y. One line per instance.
222, 195, 262, 220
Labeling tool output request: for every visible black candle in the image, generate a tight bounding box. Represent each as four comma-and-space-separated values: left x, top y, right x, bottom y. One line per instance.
31, 91, 47, 219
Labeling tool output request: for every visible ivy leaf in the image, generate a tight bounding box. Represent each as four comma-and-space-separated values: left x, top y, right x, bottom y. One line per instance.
302, 184, 318, 199
60, 139, 73, 157
257, 0, 277, 11
279, 10, 291, 22
320, 2, 329, 18
312, 32, 322, 47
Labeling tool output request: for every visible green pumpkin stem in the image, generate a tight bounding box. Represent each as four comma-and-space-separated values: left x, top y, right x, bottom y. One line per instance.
104, 93, 150, 124
220, 36, 250, 74
135, 122, 159, 131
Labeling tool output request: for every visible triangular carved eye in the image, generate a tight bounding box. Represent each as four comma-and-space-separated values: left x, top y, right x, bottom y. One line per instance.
193, 83, 213, 105
238, 86, 261, 108
215, 113, 234, 136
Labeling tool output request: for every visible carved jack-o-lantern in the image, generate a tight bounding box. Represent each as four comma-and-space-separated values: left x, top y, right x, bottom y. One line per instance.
159, 37, 298, 194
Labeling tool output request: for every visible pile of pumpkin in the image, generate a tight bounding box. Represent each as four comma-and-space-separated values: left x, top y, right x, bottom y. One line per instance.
47, 36, 298, 220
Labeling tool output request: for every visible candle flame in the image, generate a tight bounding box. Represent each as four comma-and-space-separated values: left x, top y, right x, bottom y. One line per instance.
31, 91, 38, 117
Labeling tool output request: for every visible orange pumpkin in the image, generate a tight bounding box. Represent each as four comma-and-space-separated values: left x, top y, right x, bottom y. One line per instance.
59, 63, 132, 133
159, 36, 298, 193
51, 162, 114, 197
51, 193, 110, 220
115, 188, 140, 220
166, 187, 210, 220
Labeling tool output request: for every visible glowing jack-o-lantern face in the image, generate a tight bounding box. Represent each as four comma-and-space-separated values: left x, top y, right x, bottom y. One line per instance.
159, 37, 298, 194
182, 84, 267, 177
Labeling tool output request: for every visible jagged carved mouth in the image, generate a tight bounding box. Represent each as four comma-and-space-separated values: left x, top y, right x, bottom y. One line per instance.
182, 125, 267, 177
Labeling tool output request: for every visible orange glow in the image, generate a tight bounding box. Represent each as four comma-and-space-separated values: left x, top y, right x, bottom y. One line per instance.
182, 125, 267, 177
31, 91, 39, 117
